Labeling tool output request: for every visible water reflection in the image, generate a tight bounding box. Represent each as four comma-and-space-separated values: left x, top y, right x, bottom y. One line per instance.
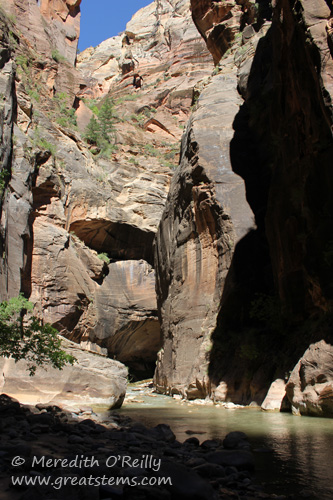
111, 390, 333, 499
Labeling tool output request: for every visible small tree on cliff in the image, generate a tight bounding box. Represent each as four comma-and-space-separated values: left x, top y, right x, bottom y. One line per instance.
84, 115, 100, 145
0, 295, 76, 376
98, 97, 116, 144
84, 97, 116, 155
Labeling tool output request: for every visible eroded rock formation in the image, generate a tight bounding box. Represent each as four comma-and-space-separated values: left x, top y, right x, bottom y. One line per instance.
154, 0, 333, 408
0, 0, 214, 383
194, 0, 333, 405
1, 0, 81, 66
0, 338, 127, 407
154, 2, 254, 398
1, 0, 332, 414
286, 340, 333, 417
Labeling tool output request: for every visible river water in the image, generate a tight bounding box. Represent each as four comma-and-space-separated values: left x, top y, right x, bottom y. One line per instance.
104, 385, 333, 499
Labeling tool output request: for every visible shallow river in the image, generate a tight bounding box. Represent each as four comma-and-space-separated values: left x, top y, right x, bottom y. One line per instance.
102, 386, 333, 499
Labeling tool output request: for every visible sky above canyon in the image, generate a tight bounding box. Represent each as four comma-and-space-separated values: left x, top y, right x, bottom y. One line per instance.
78, 0, 152, 51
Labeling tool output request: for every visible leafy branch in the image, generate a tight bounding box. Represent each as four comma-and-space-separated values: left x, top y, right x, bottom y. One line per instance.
0, 295, 76, 376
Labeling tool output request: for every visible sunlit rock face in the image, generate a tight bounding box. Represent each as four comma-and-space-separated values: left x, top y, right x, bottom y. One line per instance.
0, 338, 128, 408
190, 0, 245, 64
154, 48, 253, 399
286, 341, 333, 418
0, 0, 82, 103
77, 0, 212, 98
76, 0, 214, 163
0, 0, 81, 65
0, 0, 214, 382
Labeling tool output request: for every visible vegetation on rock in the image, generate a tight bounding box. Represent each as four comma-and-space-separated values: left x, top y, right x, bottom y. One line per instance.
0, 295, 76, 376
53, 92, 77, 128
84, 97, 117, 157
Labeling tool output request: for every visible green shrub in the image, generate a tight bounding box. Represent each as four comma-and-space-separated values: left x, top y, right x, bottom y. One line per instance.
51, 49, 66, 63
97, 253, 110, 264
16, 54, 28, 70
144, 144, 159, 157
32, 128, 57, 156
0, 168, 10, 194
115, 93, 139, 105
0, 295, 76, 376
27, 89, 40, 102
84, 115, 100, 145
53, 92, 77, 128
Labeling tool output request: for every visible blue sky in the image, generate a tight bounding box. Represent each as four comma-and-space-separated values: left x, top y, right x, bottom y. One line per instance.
78, 0, 153, 51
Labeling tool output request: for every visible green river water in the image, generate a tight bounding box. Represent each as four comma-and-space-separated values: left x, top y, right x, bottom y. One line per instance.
98, 386, 333, 499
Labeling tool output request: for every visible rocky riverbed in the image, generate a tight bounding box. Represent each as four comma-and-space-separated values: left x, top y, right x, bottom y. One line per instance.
0, 393, 300, 500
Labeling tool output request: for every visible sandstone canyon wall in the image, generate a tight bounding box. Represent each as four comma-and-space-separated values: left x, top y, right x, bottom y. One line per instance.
154, 0, 333, 411
0, 0, 214, 383
0, 0, 332, 414
71, 0, 214, 378
0, 0, 128, 404
184, 0, 333, 408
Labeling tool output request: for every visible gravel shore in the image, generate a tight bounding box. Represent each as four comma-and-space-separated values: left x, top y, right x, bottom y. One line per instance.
0, 393, 292, 500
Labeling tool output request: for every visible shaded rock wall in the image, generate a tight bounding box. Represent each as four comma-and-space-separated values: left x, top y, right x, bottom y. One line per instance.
206, 0, 333, 404
71, 260, 161, 379
154, 0, 333, 406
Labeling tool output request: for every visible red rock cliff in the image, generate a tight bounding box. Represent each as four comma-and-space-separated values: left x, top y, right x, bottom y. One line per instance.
154, 0, 333, 409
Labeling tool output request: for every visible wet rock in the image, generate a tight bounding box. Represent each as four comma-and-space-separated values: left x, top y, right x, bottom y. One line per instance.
150, 424, 176, 443
184, 437, 200, 446
6, 443, 32, 458
68, 434, 85, 444
27, 413, 53, 425
223, 431, 250, 450
193, 462, 226, 478
205, 450, 255, 472
185, 456, 206, 467
19, 479, 99, 500
153, 461, 219, 500
123, 485, 171, 500
200, 438, 223, 450
99, 484, 124, 498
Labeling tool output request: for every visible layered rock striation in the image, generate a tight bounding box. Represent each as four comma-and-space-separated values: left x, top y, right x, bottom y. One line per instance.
155, 0, 333, 409
199, 0, 333, 405
0, 338, 127, 407
1, 0, 332, 414
154, 2, 254, 398
0, 0, 214, 382
286, 340, 333, 417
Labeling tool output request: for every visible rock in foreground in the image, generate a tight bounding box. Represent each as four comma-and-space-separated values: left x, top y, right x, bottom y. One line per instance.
0, 394, 287, 500
0, 339, 128, 408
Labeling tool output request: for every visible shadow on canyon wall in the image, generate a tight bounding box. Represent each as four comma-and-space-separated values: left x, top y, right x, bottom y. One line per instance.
208, 14, 333, 404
